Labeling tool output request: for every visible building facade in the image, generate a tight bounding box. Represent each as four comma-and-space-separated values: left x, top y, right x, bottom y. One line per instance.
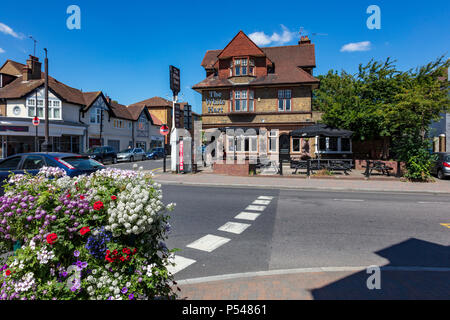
192, 31, 322, 161
0, 56, 163, 158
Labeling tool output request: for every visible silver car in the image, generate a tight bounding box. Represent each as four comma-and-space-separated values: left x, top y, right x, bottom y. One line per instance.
431, 152, 450, 180
117, 148, 147, 162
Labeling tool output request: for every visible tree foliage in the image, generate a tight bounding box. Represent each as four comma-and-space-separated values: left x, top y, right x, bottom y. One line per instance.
313, 56, 450, 180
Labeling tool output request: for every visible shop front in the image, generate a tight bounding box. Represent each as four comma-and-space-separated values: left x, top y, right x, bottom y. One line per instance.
0, 119, 86, 158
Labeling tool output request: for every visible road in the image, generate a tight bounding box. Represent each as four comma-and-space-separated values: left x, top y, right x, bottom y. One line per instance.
161, 185, 450, 280
105, 158, 170, 174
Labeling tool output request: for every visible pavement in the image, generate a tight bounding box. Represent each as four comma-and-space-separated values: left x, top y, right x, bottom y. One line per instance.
173, 267, 450, 300
152, 170, 450, 195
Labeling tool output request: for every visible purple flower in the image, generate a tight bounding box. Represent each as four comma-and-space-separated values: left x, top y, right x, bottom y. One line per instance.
74, 250, 80, 257
128, 294, 134, 300
121, 287, 128, 294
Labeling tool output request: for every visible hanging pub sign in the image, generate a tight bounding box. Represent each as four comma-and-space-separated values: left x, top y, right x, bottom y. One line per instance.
169, 65, 180, 96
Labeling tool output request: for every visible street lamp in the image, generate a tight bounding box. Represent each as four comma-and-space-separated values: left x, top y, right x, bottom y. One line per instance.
41, 48, 51, 152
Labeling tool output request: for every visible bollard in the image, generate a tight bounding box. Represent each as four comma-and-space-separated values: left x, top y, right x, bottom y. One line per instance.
279, 159, 283, 175
307, 159, 311, 177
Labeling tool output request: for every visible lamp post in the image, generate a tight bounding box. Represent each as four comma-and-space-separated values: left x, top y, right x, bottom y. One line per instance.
41, 48, 51, 152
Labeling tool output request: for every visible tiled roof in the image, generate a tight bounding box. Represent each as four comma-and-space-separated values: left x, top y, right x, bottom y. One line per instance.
109, 101, 133, 120
82, 91, 102, 109
194, 41, 318, 89
126, 104, 147, 121
0, 60, 87, 106
129, 96, 173, 108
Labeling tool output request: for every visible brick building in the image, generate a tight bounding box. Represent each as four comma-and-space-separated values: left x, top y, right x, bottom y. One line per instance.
192, 31, 322, 161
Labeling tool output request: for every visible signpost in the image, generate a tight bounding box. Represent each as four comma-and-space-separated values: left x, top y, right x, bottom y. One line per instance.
160, 124, 169, 172
32, 116, 39, 152
169, 66, 180, 172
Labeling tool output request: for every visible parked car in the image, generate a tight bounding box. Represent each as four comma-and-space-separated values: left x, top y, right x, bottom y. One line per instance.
0, 153, 105, 195
146, 147, 165, 160
116, 148, 147, 162
431, 152, 450, 180
83, 146, 117, 164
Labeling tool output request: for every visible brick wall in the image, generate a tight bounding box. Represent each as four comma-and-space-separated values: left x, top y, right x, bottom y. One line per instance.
212, 161, 250, 176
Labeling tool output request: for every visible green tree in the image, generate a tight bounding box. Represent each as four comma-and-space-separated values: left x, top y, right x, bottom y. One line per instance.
313, 56, 450, 181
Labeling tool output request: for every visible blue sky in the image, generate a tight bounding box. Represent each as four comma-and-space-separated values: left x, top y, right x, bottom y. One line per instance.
0, 0, 449, 114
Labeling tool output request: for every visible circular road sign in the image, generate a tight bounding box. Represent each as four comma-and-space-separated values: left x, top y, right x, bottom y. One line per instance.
160, 124, 169, 136
32, 116, 40, 126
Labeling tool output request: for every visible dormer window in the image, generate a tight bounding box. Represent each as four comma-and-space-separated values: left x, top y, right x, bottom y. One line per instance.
231, 58, 255, 76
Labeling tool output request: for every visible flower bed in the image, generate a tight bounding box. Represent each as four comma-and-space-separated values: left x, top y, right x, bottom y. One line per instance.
0, 167, 176, 300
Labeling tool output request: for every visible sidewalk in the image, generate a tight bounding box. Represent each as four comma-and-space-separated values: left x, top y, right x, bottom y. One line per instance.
152, 171, 450, 194
173, 267, 450, 300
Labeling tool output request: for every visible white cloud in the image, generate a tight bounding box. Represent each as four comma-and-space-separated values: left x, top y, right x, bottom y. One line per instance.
340, 41, 371, 52
0, 22, 23, 39
0, 48, 5, 53
249, 25, 297, 46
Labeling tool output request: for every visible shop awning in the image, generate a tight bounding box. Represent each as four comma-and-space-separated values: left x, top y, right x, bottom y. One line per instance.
291, 124, 353, 138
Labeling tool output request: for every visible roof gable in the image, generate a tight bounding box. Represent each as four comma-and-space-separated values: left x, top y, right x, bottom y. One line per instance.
218, 31, 266, 59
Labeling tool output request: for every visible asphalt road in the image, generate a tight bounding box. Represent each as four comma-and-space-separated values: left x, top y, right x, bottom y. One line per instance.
105, 158, 170, 173
161, 185, 450, 280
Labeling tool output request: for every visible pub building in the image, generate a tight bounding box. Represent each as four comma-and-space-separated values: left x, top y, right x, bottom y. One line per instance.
192, 30, 346, 164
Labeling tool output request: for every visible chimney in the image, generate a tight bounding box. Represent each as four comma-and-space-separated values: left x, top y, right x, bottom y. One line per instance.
25, 55, 42, 80
22, 66, 32, 81
299, 35, 311, 45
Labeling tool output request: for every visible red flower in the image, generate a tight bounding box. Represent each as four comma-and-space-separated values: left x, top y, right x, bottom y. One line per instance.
5, 270, 11, 276
46, 233, 58, 245
66, 194, 71, 198
111, 195, 117, 201
132, 248, 137, 255
122, 248, 131, 255
93, 201, 104, 211
80, 195, 85, 200
79, 226, 90, 235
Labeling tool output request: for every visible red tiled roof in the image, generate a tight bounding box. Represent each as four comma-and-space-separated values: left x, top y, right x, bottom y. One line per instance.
82, 91, 102, 109
194, 34, 318, 89
129, 96, 173, 108
109, 101, 133, 120
0, 60, 87, 106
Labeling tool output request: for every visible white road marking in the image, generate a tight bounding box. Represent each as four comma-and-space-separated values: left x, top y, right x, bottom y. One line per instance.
417, 201, 447, 204
258, 196, 274, 200
166, 255, 196, 275
245, 205, 266, 211
218, 221, 251, 234
234, 212, 260, 221
186, 234, 231, 252
253, 199, 271, 205
176, 266, 450, 285
333, 199, 364, 202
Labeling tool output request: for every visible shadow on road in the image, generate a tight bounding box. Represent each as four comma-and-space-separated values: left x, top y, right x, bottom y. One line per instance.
310, 238, 450, 299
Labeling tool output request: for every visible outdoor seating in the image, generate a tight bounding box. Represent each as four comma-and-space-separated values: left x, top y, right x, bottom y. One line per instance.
290, 159, 352, 175
363, 160, 394, 177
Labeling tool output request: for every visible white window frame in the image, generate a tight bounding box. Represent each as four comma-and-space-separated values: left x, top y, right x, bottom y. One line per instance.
278, 89, 292, 111
315, 136, 352, 154
90, 107, 102, 124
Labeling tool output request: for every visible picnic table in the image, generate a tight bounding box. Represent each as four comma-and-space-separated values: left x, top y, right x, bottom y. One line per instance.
363, 160, 393, 177
290, 159, 352, 176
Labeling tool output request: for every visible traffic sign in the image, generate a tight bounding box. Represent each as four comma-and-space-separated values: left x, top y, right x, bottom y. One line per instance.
32, 116, 40, 126
160, 124, 169, 136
